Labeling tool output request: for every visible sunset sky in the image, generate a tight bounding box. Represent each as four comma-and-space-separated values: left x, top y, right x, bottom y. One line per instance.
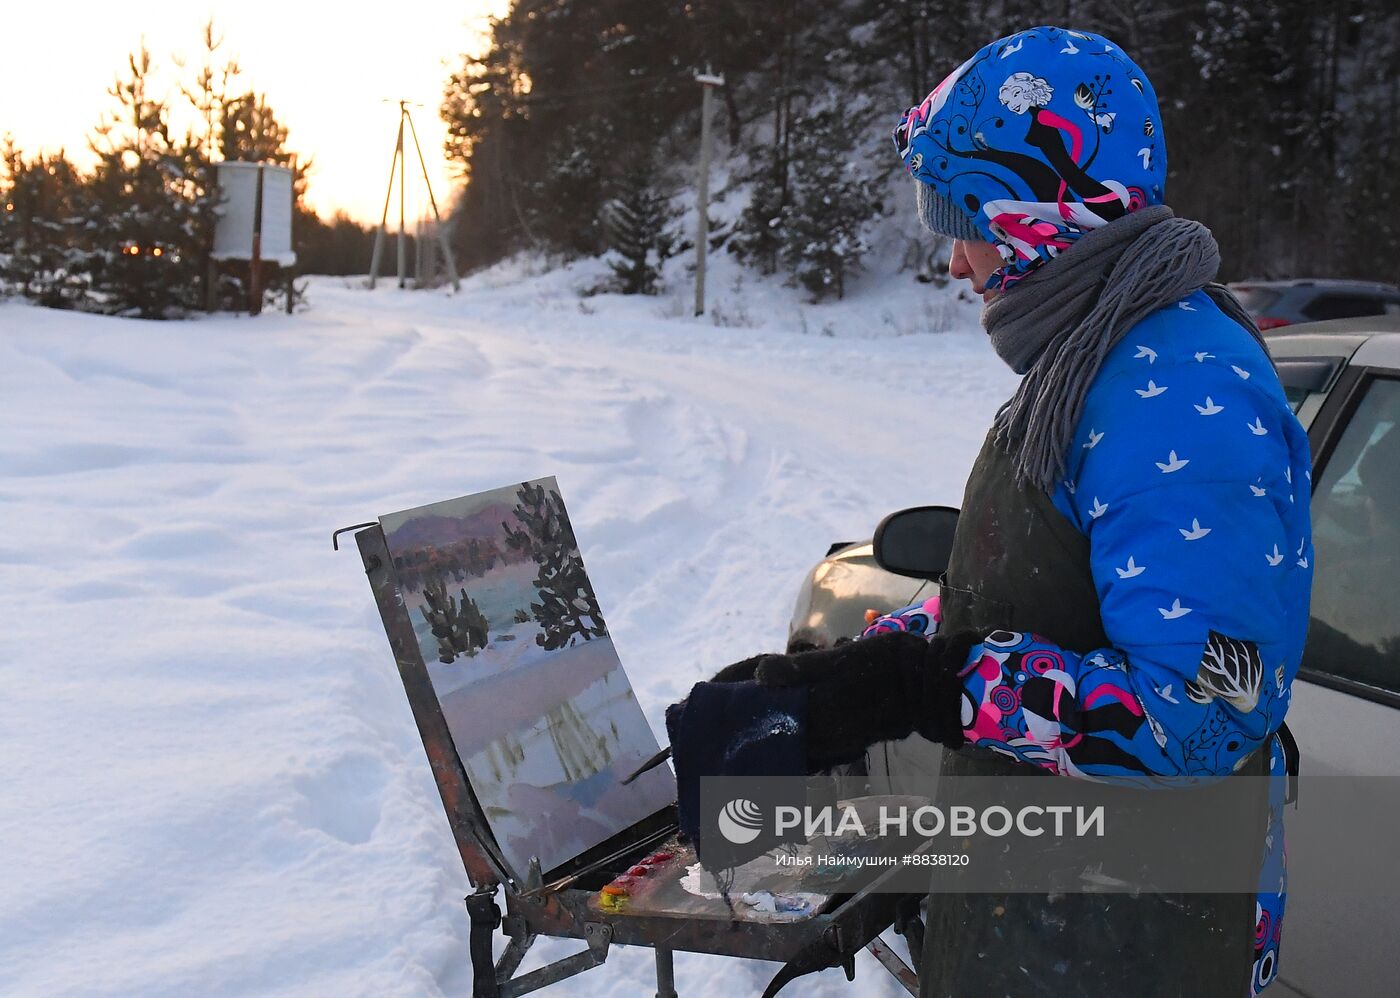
1, 1, 508, 224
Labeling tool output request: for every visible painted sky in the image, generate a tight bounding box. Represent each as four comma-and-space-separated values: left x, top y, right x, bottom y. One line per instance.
0, 1, 507, 223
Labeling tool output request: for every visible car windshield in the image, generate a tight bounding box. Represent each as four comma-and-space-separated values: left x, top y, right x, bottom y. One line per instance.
1275, 357, 1343, 418
1234, 286, 1282, 315
1283, 384, 1310, 411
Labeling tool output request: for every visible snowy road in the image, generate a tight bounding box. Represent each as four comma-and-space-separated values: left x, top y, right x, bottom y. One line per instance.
0, 269, 1014, 996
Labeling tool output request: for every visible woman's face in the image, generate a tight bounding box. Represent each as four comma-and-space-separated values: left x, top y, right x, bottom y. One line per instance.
948, 239, 1005, 301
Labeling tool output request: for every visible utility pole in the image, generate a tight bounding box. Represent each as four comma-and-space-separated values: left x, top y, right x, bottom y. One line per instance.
369, 101, 461, 291
694, 70, 724, 317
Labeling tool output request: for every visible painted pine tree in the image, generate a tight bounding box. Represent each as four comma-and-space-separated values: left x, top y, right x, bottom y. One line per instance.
502, 482, 607, 650
420, 578, 490, 663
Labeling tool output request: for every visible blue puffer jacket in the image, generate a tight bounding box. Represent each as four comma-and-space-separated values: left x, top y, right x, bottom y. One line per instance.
867, 288, 1306, 995
957, 289, 1311, 785
882, 26, 1311, 992
868, 290, 1311, 782
884, 22, 1314, 791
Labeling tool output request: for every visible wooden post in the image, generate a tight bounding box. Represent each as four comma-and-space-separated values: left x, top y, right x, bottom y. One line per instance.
206, 255, 218, 313
414, 216, 424, 287
249, 165, 265, 316
368, 112, 404, 289
404, 110, 461, 291
287, 185, 296, 313
397, 101, 408, 289
693, 72, 724, 317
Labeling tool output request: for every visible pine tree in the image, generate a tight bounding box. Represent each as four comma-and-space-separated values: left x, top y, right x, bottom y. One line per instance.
502, 481, 607, 651
604, 161, 681, 294
730, 164, 787, 275
0, 141, 89, 307
74, 44, 218, 318
726, 0, 850, 278
780, 108, 882, 300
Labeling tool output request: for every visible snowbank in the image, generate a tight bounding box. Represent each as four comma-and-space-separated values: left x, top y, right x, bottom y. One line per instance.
0, 265, 1016, 996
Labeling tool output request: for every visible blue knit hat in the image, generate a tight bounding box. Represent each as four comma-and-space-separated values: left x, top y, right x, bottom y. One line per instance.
914, 180, 983, 242
893, 26, 1167, 288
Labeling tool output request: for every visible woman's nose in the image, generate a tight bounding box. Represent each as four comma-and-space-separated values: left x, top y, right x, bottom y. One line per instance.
948, 242, 973, 281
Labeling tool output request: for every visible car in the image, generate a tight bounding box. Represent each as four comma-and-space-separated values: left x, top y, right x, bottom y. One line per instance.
786, 315, 1400, 998
1229, 278, 1400, 330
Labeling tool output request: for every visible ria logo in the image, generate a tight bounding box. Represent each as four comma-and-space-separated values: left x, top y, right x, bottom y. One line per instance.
717, 798, 765, 844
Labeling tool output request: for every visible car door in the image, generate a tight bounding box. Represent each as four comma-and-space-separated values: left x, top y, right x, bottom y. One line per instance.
1273, 365, 1400, 998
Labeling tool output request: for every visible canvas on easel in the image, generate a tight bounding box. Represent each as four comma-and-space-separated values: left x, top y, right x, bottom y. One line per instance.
378, 477, 674, 879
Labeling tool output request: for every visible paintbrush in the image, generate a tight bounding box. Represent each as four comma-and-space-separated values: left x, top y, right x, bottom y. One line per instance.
621, 746, 672, 785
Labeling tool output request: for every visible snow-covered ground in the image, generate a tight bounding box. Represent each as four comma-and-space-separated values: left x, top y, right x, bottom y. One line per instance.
0, 259, 1017, 997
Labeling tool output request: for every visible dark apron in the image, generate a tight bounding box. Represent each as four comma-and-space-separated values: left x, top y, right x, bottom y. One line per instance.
920, 430, 1264, 998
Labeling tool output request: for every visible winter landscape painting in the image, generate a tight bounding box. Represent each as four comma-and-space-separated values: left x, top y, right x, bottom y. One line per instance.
379, 477, 674, 878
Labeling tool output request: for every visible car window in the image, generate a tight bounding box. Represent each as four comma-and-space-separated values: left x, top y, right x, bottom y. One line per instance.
1302, 294, 1387, 322
1304, 377, 1400, 693
1276, 357, 1343, 417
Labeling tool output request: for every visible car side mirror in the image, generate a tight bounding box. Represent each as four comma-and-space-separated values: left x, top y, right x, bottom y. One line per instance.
872, 505, 960, 581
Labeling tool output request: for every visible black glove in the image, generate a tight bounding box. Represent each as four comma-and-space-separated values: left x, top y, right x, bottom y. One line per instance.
703, 637, 853, 683
706, 651, 780, 684
749, 629, 981, 771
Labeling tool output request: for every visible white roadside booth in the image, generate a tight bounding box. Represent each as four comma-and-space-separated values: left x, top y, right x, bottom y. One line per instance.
211, 161, 297, 314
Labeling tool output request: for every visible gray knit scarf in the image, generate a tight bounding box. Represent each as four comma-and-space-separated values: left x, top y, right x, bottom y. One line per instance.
981, 204, 1270, 493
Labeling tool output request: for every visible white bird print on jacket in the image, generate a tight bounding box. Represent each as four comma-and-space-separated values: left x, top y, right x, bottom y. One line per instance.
1179, 518, 1211, 540
1250, 484, 1267, 497
1267, 545, 1284, 566
1156, 451, 1189, 473
1135, 345, 1157, 363
1248, 417, 1268, 435
1116, 556, 1145, 578
1088, 496, 1109, 519
1195, 397, 1223, 415
1084, 429, 1104, 449
1232, 365, 1251, 380
1157, 683, 1180, 704
1001, 37, 1024, 56
1178, 301, 1197, 312
1136, 380, 1167, 398
1194, 351, 1215, 362
1159, 599, 1193, 619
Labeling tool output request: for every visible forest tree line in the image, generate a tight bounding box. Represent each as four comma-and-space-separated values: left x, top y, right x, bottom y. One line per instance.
442, 0, 1400, 293
0, 21, 377, 318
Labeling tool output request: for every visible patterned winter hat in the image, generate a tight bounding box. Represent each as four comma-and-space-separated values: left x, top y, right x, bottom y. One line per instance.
893, 26, 1167, 289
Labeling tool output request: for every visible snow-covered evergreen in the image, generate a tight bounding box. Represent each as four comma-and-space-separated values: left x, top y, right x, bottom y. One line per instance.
603, 162, 682, 295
